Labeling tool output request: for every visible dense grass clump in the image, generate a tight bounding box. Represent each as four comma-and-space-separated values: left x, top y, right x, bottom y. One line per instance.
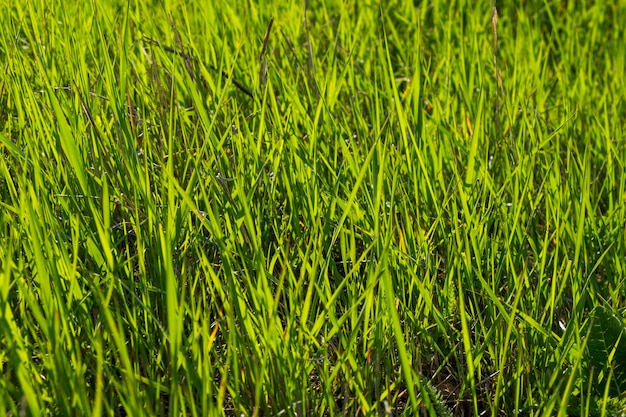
1, 0, 625, 415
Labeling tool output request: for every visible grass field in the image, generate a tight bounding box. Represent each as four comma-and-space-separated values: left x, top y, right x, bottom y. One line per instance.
1, 0, 626, 415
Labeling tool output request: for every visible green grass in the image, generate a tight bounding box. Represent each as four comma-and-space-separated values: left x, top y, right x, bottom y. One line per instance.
1, 0, 626, 415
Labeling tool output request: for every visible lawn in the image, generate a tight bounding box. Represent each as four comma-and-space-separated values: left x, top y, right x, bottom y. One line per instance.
1, 0, 626, 415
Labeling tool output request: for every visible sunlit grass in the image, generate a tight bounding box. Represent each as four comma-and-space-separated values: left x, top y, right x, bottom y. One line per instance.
1, 0, 625, 415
